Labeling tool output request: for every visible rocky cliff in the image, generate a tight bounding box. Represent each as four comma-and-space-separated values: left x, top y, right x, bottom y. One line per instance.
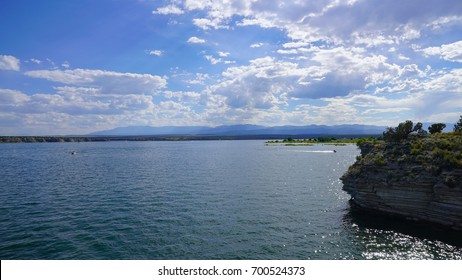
341, 133, 462, 231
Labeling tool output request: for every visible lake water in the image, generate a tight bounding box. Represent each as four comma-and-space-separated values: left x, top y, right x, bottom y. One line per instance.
0, 140, 461, 259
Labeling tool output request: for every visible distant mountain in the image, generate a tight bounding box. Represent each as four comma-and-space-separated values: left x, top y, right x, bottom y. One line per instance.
89, 124, 387, 136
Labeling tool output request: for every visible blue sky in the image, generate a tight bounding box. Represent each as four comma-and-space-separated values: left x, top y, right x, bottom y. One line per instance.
1, 0, 461, 135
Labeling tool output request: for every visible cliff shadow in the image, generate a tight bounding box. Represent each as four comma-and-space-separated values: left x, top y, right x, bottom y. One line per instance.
343, 201, 462, 248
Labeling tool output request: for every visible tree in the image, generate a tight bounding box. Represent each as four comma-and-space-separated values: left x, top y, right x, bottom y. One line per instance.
454, 115, 462, 133
383, 120, 426, 142
383, 120, 413, 142
317, 136, 333, 142
413, 122, 427, 136
428, 123, 446, 134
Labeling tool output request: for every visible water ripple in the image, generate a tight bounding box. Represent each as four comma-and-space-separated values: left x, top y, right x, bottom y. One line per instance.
0, 141, 460, 259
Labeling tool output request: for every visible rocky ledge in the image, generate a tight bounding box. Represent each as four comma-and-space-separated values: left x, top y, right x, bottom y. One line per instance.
341, 133, 462, 232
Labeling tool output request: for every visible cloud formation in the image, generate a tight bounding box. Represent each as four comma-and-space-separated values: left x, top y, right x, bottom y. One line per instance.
148, 50, 163, 56
1, 0, 461, 134
0, 55, 20, 71
153, 4, 184, 15
187, 36, 206, 44
25, 69, 167, 95
420, 40, 462, 62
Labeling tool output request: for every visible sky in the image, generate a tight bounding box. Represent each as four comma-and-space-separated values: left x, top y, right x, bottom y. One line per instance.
1, 0, 462, 135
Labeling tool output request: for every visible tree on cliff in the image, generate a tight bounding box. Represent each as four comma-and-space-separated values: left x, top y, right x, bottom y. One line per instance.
428, 123, 446, 134
412, 122, 427, 135
454, 115, 462, 133
383, 120, 426, 142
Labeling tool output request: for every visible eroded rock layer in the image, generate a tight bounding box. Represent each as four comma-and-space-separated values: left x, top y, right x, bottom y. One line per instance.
341, 134, 462, 231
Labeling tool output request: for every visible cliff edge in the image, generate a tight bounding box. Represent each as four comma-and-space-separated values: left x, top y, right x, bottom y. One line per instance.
341, 133, 462, 231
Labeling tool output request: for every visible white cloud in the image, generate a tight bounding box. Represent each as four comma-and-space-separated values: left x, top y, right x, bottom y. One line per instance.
209, 56, 304, 109
250, 43, 264, 48
372, 68, 462, 120
398, 54, 410, 61
426, 15, 462, 30
192, 17, 228, 30
31, 89, 154, 115
376, 68, 461, 95
0, 88, 30, 105
204, 55, 234, 65
167, 0, 462, 48
424, 112, 462, 123
306, 46, 403, 90
419, 68, 462, 92
187, 36, 206, 44
157, 100, 202, 125
352, 32, 395, 47
183, 0, 210, 11
276, 49, 298, 55
153, 5, 184, 15
217, 51, 230, 57
0, 93, 163, 135
282, 41, 310, 48
0, 55, 20, 71
184, 0, 254, 30
237, 17, 278, 29
45, 58, 57, 69
185, 73, 210, 85
206, 46, 412, 110
30, 58, 42, 65
24, 68, 167, 95
62, 61, 70, 68
277, 45, 322, 56
164, 90, 201, 103
420, 40, 462, 63
204, 42, 438, 118
147, 50, 163, 56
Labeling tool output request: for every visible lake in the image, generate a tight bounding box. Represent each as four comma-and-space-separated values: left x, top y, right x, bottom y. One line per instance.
0, 140, 461, 259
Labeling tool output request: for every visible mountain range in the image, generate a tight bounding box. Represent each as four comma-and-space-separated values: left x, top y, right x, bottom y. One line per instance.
89, 124, 388, 136
89, 122, 456, 137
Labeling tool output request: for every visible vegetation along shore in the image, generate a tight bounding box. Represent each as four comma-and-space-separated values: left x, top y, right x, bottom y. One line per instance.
265, 136, 374, 146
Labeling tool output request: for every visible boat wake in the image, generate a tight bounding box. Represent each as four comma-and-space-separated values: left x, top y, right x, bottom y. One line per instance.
290, 150, 336, 153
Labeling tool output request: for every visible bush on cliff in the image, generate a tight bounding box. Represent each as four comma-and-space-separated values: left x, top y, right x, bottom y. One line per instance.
358, 122, 462, 172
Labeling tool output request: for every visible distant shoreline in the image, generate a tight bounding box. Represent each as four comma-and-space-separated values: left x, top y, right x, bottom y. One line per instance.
265, 136, 368, 146
0, 134, 381, 143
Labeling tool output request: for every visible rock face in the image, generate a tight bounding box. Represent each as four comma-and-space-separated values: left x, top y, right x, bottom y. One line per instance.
341, 134, 462, 231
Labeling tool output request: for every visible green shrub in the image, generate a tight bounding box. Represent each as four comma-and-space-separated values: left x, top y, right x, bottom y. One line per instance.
374, 155, 385, 166
356, 138, 368, 146
433, 147, 462, 168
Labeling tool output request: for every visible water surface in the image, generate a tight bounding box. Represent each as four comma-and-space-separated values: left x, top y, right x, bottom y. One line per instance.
0, 141, 460, 259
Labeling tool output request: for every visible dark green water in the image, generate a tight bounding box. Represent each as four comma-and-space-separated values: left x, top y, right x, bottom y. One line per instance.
0, 141, 461, 259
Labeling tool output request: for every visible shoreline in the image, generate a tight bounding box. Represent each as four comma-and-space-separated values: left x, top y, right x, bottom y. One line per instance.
0, 134, 380, 143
